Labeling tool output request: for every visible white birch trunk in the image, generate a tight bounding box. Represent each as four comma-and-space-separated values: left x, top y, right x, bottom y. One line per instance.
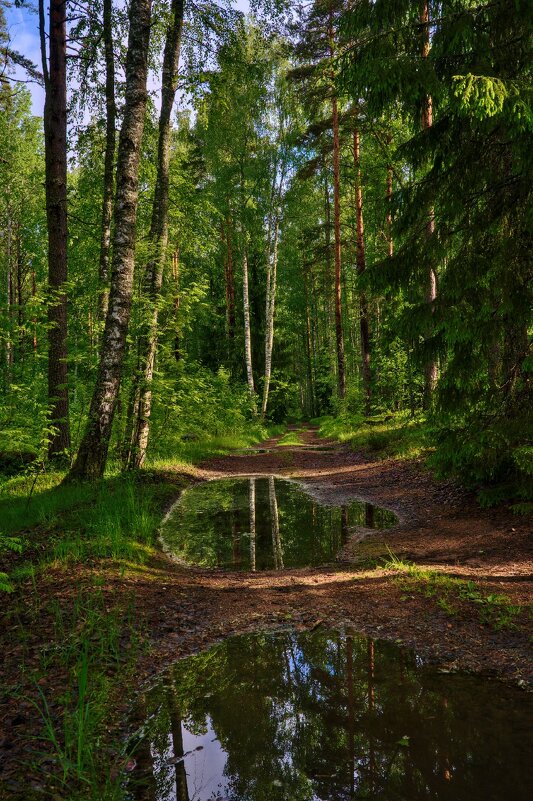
261, 216, 279, 419
242, 246, 256, 409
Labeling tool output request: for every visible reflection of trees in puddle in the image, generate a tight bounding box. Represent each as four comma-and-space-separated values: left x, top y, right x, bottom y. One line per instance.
161, 478, 397, 571
269, 476, 284, 570
249, 478, 256, 572
131, 630, 533, 801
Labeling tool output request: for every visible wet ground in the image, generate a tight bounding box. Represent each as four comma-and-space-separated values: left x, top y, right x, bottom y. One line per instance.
0, 426, 531, 799
130, 628, 533, 801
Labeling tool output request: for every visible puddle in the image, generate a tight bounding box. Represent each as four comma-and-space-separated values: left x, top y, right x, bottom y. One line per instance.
160, 477, 397, 571
129, 629, 532, 800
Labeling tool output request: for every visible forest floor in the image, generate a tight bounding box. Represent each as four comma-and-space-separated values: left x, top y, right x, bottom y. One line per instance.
1, 426, 532, 798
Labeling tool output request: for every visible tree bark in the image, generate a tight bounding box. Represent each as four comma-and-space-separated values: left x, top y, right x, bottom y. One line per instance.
420, 0, 438, 408
172, 248, 181, 362
41, 0, 70, 457
329, 21, 346, 400
261, 215, 279, 418
98, 0, 117, 320
354, 126, 371, 414
386, 167, 393, 258
242, 244, 256, 406
68, 0, 153, 480
224, 217, 236, 340
127, 0, 184, 469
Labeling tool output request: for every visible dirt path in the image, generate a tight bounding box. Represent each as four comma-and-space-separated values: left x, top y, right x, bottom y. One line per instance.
1, 428, 532, 798
128, 426, 530, 690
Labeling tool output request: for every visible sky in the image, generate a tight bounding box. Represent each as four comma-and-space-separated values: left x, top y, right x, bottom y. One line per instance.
5, 0, 252, 116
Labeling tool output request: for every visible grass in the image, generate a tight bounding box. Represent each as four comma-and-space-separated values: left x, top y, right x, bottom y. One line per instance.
1, 422, 279, 581
0, 422, 280, 799
19, 587, 141, 800
384, 554, 524, 631
276, 429, 305, 447
315, 411, 429, 460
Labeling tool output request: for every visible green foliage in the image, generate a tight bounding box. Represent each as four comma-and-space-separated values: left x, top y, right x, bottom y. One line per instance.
318, 412, 428, 460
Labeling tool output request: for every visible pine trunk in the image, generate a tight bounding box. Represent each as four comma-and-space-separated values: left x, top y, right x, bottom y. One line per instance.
68, 0, 153, 480
41, 0, 70, 457
98, 0, 116, 320
354, 127, 371, 414
386, 167, 393, 257
420, 0, 438, 407
127, 0, 184, 469
329, 22, 345, 399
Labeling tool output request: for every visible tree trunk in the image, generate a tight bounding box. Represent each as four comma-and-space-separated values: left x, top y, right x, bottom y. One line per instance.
354, 126, 371, 415
420, 0, 438, 408
329, 23, 345, 399
31, 268, 37, 355
242, 245, 256, 406
127, 0, 184, 469
261, 215, 279, 418
224, 217, 236, 340
98, 0, 117, 320
5, 209, 13, 381
386, 167, 393, 257
68, 0, 153, 480
172, 248, 181, 362
40, 0, 70, 457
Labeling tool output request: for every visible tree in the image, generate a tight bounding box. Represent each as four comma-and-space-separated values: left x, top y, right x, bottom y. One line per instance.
127, 0, 185, 469
40, 0, 70, 457
69, 0, 153, 480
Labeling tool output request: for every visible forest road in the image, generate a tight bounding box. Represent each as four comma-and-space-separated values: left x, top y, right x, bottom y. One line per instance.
134, 426, 532, 687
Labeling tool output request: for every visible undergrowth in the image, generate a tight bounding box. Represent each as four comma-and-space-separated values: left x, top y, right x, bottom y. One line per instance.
384, 554, 523, 631
315, 411, 428, 460
277, 429, 304, 447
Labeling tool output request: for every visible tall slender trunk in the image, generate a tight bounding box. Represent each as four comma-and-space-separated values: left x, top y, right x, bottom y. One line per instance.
5, 209, 13, 379
224, 217, 236, 340
354, 126, 371, 414
31, 268, 37, 355
261, 215, 279, 418
127, 0, 184, 469
329, 20, 345, 399
242, 245, 256, 405
40, 0, 70, 457
303, 265, 316, 417
16, 229, 23, 358
68, 0, 153, 480
420, 0, 438, 407
172, 249, 181, 362
98, 0, 117, 320
386, 167, 393, 257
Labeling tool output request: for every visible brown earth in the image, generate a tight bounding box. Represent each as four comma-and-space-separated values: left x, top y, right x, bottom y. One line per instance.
1, 427, 532, 798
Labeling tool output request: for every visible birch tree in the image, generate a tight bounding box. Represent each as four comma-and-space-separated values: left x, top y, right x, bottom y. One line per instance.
127, 0, 185, 469
69, 0, 153, 479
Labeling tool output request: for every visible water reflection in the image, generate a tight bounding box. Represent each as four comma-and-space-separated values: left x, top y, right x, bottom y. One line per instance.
130, 630, 532, 801
161, 477, 397, 571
